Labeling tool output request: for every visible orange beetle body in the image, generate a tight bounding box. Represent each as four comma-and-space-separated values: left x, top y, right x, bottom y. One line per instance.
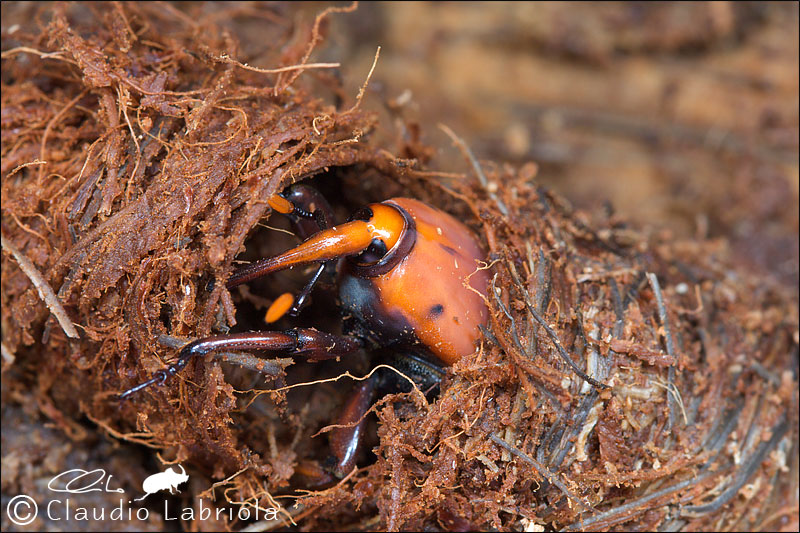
339, 198, 489, 365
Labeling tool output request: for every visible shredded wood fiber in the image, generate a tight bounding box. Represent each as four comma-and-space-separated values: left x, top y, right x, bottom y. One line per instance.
1, 3, 796, 531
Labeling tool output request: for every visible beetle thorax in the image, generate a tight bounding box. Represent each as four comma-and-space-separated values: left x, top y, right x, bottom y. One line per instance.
339, 198, 490, 366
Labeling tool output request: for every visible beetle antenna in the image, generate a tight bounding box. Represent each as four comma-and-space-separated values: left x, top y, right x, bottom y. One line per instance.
290, 262, 327, 316
119, 370, 170, 400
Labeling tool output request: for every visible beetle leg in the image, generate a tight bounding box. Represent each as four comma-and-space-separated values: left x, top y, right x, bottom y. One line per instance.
119, 329, 363, 399
294, 374, 381, 482
326, 355, 446, 477
328, 375, 378, 478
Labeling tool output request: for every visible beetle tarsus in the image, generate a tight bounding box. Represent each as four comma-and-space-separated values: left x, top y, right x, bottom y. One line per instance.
118, 371, 168, 400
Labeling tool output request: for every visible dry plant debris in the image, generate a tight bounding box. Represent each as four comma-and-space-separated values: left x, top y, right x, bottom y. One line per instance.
2, 3, 797, 531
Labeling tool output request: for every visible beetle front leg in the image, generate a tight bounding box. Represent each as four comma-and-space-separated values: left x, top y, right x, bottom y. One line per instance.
119, 329, 363, 399
328, 375, 378, 478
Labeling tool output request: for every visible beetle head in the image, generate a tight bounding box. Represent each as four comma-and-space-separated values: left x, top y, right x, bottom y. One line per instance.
228, 202, 416, 287
345, 202, 416, 277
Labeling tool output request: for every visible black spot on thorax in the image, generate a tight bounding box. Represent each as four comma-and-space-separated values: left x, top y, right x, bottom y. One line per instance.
428, 304, 444, 319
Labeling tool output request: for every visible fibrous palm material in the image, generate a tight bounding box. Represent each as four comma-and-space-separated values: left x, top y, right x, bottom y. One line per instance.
2, 3, 797, 531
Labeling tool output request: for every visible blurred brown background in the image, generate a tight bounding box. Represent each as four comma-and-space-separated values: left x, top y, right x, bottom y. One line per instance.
307, 1, 798, 288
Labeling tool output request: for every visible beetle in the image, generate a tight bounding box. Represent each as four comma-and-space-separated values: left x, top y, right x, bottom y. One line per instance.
120, 184, 490, 477
135, 464, 189, 501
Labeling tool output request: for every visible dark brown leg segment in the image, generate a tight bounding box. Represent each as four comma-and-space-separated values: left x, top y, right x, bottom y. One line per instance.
328, 375, 377, 477
119, 329, 363, 399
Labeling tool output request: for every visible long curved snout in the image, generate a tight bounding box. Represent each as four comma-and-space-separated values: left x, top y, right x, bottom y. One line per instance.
227, 221, 374, 288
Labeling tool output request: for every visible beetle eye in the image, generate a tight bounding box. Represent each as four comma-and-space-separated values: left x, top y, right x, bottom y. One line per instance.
356, 237, 388, 264
349, 207, 373, 222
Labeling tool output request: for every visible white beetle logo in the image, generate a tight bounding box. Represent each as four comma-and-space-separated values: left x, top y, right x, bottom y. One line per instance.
134, 464, 189, 501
